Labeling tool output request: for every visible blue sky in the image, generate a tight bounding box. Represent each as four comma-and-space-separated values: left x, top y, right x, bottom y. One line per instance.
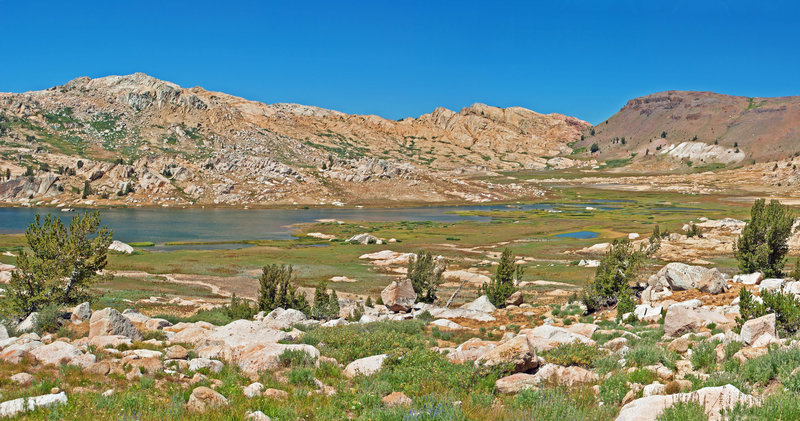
0, 1, 797, 124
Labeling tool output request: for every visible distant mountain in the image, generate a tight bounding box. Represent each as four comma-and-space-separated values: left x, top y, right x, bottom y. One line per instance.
576, 91, 800, 166
0, 73, 588, 206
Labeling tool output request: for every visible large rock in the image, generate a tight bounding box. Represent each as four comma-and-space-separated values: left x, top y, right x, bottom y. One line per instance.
89, 308, 143, 341
495, 372, 538, 394
29, 341, 84, 366
109, 240, 134, 254
344, 354, 387, 378
16, 312, 39, 333
380, 279, 416, 312
235, 343, 319, 376
262, 308, 308, 329
505, 291, 524, 306
648, 263, 711, 291
460, 295, 496, 313
71, 302, 91, 323
524, 325, 595, 352
446, 338, 497, 363
615, 384, 757, 421
475, 335, 539, 373
535, 363, 598, 387
347, 233, 379, 245
758, 278, 785, 293
663, 306, 729, 337
185, 386, 228, 413
0, 392, 68, 418
740, 313, 777, 346
697, 268, 728, 294
733, 272, 763, 285
633, 305, 663, 322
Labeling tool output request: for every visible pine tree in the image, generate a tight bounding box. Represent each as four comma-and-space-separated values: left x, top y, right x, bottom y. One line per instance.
582, 239, 648, 314
82, 180, 92, 199
479, 248, 522, 308
2, 212, 112, 317
735, 199, 793, 278
407, 251, 444, 303
257, 264, 309, 314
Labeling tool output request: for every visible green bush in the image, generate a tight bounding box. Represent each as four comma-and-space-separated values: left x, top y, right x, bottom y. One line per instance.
657, 401, 708, 421
311, 281, 340, 320
741, 346, 800, 384
737, 287, 800, 336
628, 368, 656, 384
223, 294, 257, 320
510, 387, 616, 420
599, 372, 629, 404
541, 342, 604, 368
301, 320, 426, 363
279, 349, 317, 367
287, 367, 316, 386
257, 264, 309, 314
726, 391, 800, 420
627, 343, 678, 370
35, 303, 65, 334
734, 198, 793, 278
691, 340, 720, 372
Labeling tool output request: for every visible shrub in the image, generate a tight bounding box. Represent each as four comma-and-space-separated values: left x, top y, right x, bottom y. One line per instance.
627, 343, 678, 370
599, 372, 629, 404
257, 264, 309, 314
301, 320, 426, 363
737, 287, 800, 336
734, 199, 793, 278
2, 211, 112, 317
510, 387, 617, 420
223, 294, 257, 320
691, 340, 720, 372
479, 248, 521, 308
407, 251, 444, 303
582, 239, 650, 313
540, 343, 604, 368
287, 367, 316, 386
35, 303, 65, 334
594, 354, 622, 375
686, 223, 702, 238
311, 281, 340, 320
590, 143, 599, 153
628, 368, 656, 384
279, 349, 317, 367
741, 346, 800, 384
724, 341, 743, 361
657, 401, 707, 421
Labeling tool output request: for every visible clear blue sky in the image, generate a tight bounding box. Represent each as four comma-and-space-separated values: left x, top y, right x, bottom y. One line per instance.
0, 1, 797, 124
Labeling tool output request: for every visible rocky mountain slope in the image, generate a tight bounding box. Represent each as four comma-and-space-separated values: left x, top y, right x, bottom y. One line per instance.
0, 73, 589, 207
577, 90, 800, 166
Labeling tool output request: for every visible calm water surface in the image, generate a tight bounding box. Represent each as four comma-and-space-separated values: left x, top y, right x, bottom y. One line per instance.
0, 201, 618, 248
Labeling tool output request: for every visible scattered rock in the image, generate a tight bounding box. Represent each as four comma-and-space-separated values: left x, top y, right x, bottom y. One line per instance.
476, 335, 539, 373
185, 386, 228, 413
380, 279, 416, 312
740, 313, 776, 346
10, 372, 33, 386
460, 295, 496, 313
71, 302, 91, 323
243, 382, 265, 398
344, 354, 387, 378
109, 240, 135, 254
495, 372, 538, 394
89, 308, 143, 341
0, 392, 68, 418
616, 384, 757, 421
382, 391, 412, 407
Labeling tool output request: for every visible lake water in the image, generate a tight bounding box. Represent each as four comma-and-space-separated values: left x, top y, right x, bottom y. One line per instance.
0, 201, 616, 248
554, 230, 600, 239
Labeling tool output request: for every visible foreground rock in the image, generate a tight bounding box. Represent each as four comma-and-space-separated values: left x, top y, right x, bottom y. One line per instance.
663, 306, 729, 337
185, 387, 228, 413
475, 335, 539, 373
89, 308, 143, 341
648, 263, 728, 294
616, 384, 757, 421
740, 313, 776, 346
0, 392, 68, 418
524, 325, 595, 351
344, 354, 387, 378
